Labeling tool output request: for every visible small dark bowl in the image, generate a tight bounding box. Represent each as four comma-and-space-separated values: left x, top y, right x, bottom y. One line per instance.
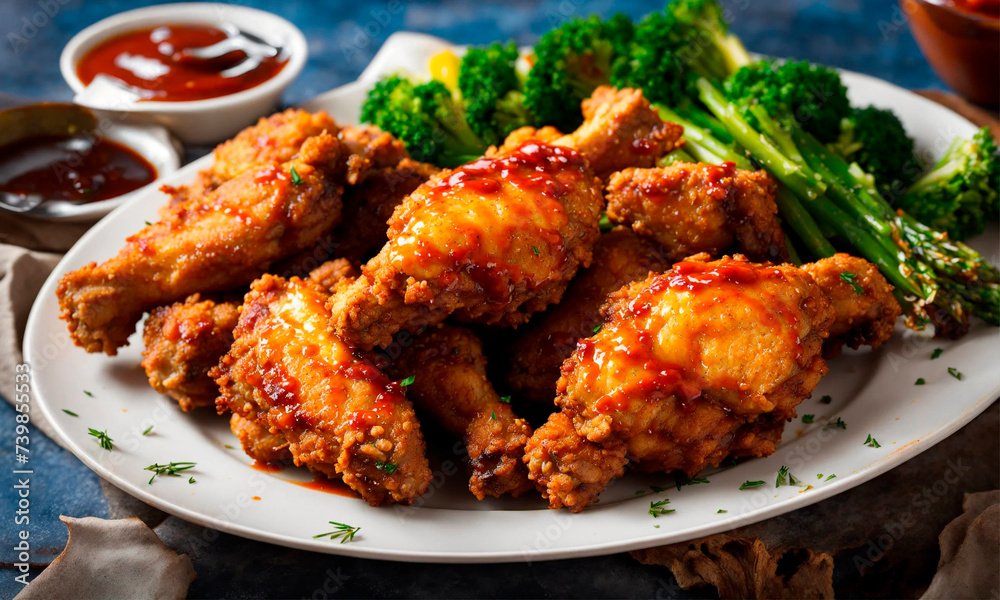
901, 0, 1000, 106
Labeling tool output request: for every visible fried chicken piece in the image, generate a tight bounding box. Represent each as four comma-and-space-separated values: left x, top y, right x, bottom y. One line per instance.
329, 142, 603, 350
507, 227, 670, 406
606, 162, 788, 262
161, 109, 341, 214
330, 87, 676, 350
386, 325, 534, 500
141, 294, 239, 412
213, 274, 432, 505
57, 134, 345, 355
337, 124, 411, 185
802, 253, 902, 352
229, 413, 291, 463
526, 254, 898, 511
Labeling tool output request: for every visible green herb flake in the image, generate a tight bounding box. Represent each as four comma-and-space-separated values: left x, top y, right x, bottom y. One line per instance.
825, 474, 836, 481
840, 272, 864, 295
142, 425, 153, 436
188, 477, 196, 484
648, 498, 675, 517
531, 246, 540, 256
739, 480, 765, 490
593, 324, 602, 333
650, 485, 665, 493
635, 490, 646, 495
675, 474, 710, 490
144, 461, 196, 484
290, 166, 302, 185
824, 417, 847, 431
864, 434, 881, 448
313, 521, 360, 544
62, 409, 79, 417
820, 395, 832, 404
399, 375, 415, 387
88, 428, 114, 451
499, 395, 511, 404
947, 367, 963, 380
802, 414, 815, 424
915, 378, 926, 385
144, 220, 152, 226
931, 348, 943, 359
375, 460, 398, 475
776, 465, 790, 487
717, 509, 727, 514
83, 390, 94, 397
490, 410, 497, 421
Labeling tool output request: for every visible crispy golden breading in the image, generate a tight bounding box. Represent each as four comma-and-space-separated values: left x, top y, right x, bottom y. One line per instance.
160, 109, 341, 214
213, 274, 432, 505
507, 227, 670, 406
57, 134, 345, 355
141, 259, 359, 412
526, 255, 840, 511
606, 163, 787, 262
802, 253, 901, 352
328, 142, 603, 350
386, 325, 534, 499
141, 294, 239, 411
337, 124, 411, 185
229, 413, 291, 463
557, 86, 683, 178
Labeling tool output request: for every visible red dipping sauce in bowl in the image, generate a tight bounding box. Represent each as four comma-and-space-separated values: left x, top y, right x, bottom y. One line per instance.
76, 24, 289, 102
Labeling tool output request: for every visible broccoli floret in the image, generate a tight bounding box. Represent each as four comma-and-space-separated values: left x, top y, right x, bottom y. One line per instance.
524, 14, 634, 132
667, 0, 752, 79
723, 59, 850, 143
610, 11, 692, 107
361, 75, 486, 167
458, 42, 532, 144
830, 105, 921, 196
896, 127, 999, 240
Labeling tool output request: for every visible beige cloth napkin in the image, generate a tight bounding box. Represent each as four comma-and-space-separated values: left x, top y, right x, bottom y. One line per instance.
0, 213, 92, 442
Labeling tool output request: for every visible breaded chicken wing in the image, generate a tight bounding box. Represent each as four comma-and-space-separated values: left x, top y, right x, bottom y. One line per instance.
606, 162, 787, 262
58, 134, 345, 355
229, 413, 291, 464
141, 294, 239, 412
141, 259, 358, 411
161, 109, 340, 214
525, 254, 900, 511
330, 87, 678, 350
213, 274, 432, 505
507, 227, 670, 406
386, 325, 534, 499
329, 142, 603, 349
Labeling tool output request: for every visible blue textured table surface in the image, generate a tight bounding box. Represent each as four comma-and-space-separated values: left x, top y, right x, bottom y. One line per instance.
0, 1, 957, 598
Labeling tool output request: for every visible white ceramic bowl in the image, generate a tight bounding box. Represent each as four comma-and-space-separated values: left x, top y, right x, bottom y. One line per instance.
60, 3, 307, 144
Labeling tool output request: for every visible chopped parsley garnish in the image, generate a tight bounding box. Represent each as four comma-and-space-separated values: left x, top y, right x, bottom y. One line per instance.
864, 434, 881, 448
915, 378, 926, 385
675, 474, 709, 490
775, 466, 802, 488
635, 490, 646, 495
824, 417, 847, 431
739, 480, 765, 490
188, 477, 196, 484
313, 521, 360, 544
224, 444, 235, 450
717, 509, 727, 514
144, 220, 152, 226
88, 428, 113, 451
931, 348, 943, 359
142, 425, 153, 436
593, 324, 602, 333
490, 410, 497, 421
499, 395, 511, 404
650, 485, 665, 493
947, 367, 963, 380
801, 414, 815, 424
825, 474, 836, 481
62, 409, 78, 417
399, 375, 415, 387
144, 461, 196, 484
648, 498, 675, 517
83, 390, 94, 397
840, 272, 864, 295
290, 166, 302, 185
816, 474, 823, 480
820, 395, 832, 404
531, 246, 540, 256
375, 460, 398, 475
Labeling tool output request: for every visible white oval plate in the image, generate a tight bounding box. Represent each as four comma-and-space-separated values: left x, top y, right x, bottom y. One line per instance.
24, 33, 1000, 563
